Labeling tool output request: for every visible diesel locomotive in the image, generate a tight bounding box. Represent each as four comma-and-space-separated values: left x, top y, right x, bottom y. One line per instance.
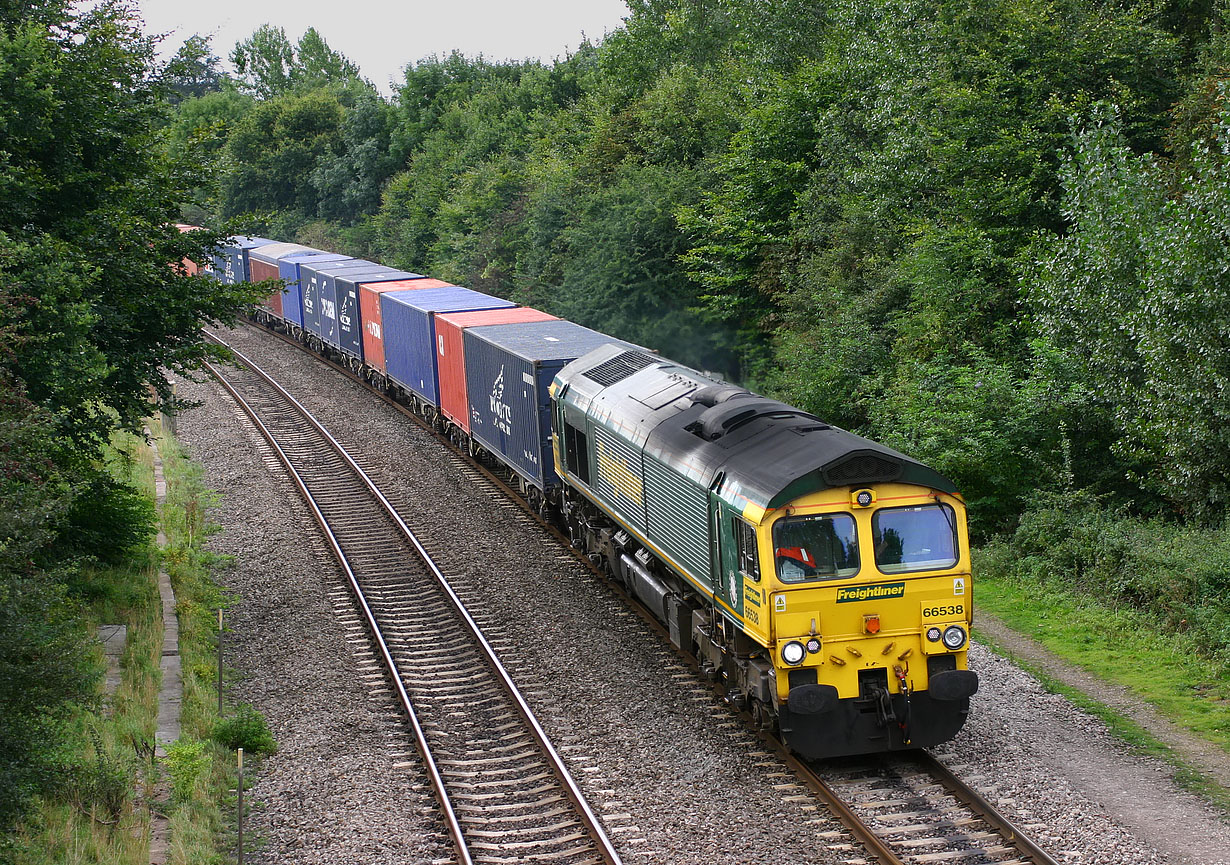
549, 345, 977, 758
213, 234, 979, 759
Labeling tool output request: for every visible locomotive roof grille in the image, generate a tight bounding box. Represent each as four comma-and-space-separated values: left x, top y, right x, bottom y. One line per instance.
582, 350, 657, 386
822, 453, 902, 486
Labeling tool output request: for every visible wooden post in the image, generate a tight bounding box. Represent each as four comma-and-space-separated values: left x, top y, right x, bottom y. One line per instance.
218, 609, 224, 717
237, 747, 244, 865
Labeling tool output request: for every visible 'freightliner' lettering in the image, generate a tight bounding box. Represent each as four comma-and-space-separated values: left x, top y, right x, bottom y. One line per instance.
836, 582, 906, 603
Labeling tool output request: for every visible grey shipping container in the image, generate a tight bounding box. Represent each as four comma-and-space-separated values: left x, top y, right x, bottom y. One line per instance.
463, 320, 631, 489
212, 236, 275, 284
330, 268, 421, 360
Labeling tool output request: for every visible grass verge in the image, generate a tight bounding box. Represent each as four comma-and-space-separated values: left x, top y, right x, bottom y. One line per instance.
12, 432, 160, 865
155, 418, 241, 865
11, 417, 269, 864
974, 569, 1230, 813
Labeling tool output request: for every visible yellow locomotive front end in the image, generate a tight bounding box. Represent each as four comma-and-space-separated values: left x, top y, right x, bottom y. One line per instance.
757, 482, 978, 758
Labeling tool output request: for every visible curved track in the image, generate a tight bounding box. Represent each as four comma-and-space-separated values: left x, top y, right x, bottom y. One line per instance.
203, 336, 622, 865
223, 319, 1063, 865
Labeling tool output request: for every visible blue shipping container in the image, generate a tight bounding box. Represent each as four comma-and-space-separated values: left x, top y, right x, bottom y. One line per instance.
328, 268, 420, 358
299, 259, 377, 340
276, 253, 350, 327
463, 320, 630, 488
212, 236, 275, 284
381, 287, 515, 405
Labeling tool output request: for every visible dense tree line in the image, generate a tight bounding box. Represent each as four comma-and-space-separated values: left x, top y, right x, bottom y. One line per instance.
177, 0, 1229, 543
0, 0, 259, 834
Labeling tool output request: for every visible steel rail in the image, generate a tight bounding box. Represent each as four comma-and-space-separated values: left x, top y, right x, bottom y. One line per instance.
203, 332, 622, 865
909, 750, 1062, 865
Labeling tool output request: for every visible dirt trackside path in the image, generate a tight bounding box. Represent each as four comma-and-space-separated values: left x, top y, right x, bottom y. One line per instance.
975, 612, 1230, 794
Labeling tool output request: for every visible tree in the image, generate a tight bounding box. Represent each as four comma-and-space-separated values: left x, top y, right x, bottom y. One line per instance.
162, 33, 225, 104
220, 88, 347, 219
0, 0, 260, 829
1029, 106, 1230, 520
0, 370, 97, 832
230, 25, 363, 99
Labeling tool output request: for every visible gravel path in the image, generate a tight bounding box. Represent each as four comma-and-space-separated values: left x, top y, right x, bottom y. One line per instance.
175, 321, 1230, 865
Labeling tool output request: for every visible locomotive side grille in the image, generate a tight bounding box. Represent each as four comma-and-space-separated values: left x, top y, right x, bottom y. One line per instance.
643, 455, 710, 582
822, 453, 902, 486
581, 350, 656, 386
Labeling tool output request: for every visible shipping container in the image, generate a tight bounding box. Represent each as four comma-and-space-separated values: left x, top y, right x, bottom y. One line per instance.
332, 268, 421, 360
360, 278, 457, 373
211, 236, 275, 284
317, 265, 414, 351
249, 243, 314, 315
298, 259, 377, 340
174, 224, 203, 276
380, 287, 515, 405
277, 252, 350, 327
463, 320, 632, 488
435, 308, 558, 432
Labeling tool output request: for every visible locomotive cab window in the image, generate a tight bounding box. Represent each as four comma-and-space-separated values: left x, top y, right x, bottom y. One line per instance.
734, 518, 760, 581
872, 504, 958, 574
773, 513, 859, 582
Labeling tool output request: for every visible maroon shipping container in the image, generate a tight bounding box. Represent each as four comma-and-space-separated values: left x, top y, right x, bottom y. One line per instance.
360, 278, 455, 373
435, 307, 558, 432
249, 258, 283, 315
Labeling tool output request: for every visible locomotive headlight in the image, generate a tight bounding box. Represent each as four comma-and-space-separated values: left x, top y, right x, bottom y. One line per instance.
942, 625, 967, 650
781, 640, 807, 666
926, 626, 942, 642
805, 637, 822, 654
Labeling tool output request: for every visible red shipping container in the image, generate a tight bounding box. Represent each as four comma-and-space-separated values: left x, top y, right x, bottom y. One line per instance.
360, 278, 454, 372
435, 307, 558, 432
174, 223, 202, 275
249, 258, 284, 315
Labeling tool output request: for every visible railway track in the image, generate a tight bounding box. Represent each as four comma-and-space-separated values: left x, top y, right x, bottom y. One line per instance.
202, 335, 622, 865
780, 748, 1062, 865
215, 320, 1061, 865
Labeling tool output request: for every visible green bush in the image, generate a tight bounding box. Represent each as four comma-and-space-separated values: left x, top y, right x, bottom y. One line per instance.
164, 738, 211, 802
981, 491, 1230, 670
59, 732, 132, 820
212, 705, 276, 756
62, 472, 156, 567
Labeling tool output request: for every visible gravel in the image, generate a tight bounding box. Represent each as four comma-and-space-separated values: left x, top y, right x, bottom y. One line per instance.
173, 321, 1230, 865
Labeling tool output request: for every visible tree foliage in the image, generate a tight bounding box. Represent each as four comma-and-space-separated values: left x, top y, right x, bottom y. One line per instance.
1030, 106, 1230, 521
0, 0, 264, 829
199, 0, 1230, 530
230, 24, 363, 98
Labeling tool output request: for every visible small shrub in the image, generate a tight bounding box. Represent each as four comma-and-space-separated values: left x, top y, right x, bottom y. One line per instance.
62, 473, 156, 566
212, 705, 276, 756
60, 732, 132, 820
164, 739, 211, 802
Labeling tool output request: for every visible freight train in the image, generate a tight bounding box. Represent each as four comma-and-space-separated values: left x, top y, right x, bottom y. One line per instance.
207, 235, 979, 759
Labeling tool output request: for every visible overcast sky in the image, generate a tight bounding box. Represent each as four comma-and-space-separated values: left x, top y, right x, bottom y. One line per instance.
135, 0, 632, 94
